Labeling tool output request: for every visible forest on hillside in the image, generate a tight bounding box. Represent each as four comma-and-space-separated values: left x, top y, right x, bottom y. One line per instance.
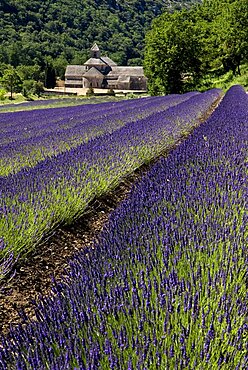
0, 0, 199, 71
0, 0, 247, 96
144, 0, 248, 94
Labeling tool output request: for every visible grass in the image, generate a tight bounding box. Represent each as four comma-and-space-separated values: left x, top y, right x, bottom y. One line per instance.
0, 94, 124, 112
198, 64, 248, 92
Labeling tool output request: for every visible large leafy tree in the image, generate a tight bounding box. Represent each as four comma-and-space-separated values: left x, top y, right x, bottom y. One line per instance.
144, 10, 204, 94
193, 0, 248, 74
0, 66, 22, 99
217, 0, 248, 75
144, 0, 248, 94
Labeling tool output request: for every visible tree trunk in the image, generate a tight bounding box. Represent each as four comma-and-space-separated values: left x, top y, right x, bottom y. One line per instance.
10, 75, 13, 100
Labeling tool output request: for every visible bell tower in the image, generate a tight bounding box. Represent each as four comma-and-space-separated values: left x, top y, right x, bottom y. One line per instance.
91, 43, 100, 59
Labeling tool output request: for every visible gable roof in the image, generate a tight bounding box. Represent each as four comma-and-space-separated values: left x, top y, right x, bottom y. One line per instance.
108, 66, 145, 77
84, 58, 107, 66
91, 43, 100, 52
83, 67, 104, 77
65, 65, 86, 77
101, 56, 117, 66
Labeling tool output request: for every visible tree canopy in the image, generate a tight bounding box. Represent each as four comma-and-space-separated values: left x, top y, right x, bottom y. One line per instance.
0, 0, 199, 71
144, 0, 248, 94
1, 0, 246, 95
0, 66, 22, 99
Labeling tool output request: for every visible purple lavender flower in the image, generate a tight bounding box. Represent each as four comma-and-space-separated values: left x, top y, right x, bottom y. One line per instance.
0, 85, 247, 369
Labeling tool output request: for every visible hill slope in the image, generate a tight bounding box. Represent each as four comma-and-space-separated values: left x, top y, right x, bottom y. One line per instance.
0, 0, 201, 69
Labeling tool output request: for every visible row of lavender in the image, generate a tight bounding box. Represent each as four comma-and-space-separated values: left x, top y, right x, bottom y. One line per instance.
0, 98, 85, 111
0, 94, 186, 143
0, 85, 246, 369
0, 93, 196, 176
0, 89, 221, 276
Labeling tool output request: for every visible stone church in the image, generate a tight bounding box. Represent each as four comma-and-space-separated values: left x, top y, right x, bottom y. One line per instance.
65, 43, 147, 91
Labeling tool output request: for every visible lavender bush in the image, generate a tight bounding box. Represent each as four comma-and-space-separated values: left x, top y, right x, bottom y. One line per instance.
0, 93, 197, 176
0, 97, 124, 112
0, 98, 84, 111
0, 239, 18, 284
0, 89, 221, 268
0, 85, 246, 369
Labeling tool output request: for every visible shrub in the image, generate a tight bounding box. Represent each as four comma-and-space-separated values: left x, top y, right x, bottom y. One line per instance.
107, 88, 115, 96
0, 88, 6, 100
86, 87, 95, 96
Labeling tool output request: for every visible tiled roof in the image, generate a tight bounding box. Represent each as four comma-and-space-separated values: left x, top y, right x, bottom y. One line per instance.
101, 56, 117, 66
84, 58, 107, 66
108, 66, 145, 76
91, 43, 100, 51
83, 67, 104, 77
65, 65, 86, 77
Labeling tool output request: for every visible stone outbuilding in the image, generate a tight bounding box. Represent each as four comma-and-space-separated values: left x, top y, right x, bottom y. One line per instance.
65, 43, 147, 91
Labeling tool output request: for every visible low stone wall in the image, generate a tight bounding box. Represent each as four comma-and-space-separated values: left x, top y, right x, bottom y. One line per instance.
45, 87, 147, 96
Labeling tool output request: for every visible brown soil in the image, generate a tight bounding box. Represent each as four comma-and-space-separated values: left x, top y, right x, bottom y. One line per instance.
0, 96, 222, 336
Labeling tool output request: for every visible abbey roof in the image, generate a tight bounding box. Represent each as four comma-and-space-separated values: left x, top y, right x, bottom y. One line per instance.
83, 67, 104, 77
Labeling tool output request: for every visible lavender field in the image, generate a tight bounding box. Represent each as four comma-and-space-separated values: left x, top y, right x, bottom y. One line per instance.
0, 85, 247, 369
0, 97, 109, 113
0, 89, 221, 278
0, 92, 197, 176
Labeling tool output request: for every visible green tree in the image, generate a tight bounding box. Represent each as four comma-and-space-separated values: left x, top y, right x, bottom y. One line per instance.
195, 0, 248, 75
16, 64, 42, 82
33, 81, 44, 97
53, 56, 68, 80
44, 57, 56, 88
0, 88, 6, 101
217, 0, 248, 75
144, 10, 204, 94
0, 66, 22, 99
0, 63, 9, 78
22, 79, 35, 98
23, 80, 44, 97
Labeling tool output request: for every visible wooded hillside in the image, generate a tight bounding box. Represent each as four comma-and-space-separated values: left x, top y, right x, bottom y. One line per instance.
144, 0, 248, 94
0, 0, 200, 71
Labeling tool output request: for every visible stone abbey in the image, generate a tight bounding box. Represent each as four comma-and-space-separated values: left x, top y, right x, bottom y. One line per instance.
65, 43, 147, 91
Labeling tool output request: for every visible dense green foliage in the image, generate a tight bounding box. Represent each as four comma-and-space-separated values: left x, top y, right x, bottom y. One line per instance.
0, 66, 22, 99
144, 0, 248, 94
1, 0, 246, 95
0, 0, 198, 83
